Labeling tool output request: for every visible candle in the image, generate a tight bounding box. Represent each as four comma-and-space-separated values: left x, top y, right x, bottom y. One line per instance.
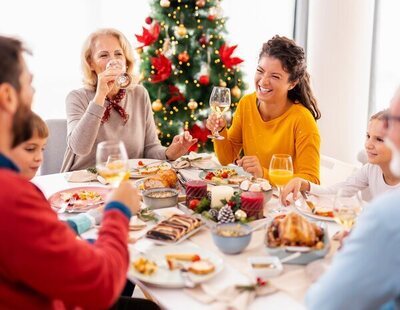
241, 192, 264, 219
210, 186, 234, 208
185, 180, 208, 206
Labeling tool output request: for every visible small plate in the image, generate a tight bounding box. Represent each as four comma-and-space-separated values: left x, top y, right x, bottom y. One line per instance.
294, 195, 336, 222
48, 186, 110, 213
130, 244, 224, 288
129, 159, 172, 179
198, 166, 252, 187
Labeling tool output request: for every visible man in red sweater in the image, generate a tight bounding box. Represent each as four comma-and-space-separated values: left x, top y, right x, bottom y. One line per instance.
0, 36, 146, 309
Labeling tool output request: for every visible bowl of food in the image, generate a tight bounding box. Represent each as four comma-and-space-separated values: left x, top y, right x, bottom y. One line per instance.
247, 256, 283, 279
265, 212, 330, 264
211, 223, 252, 254
142, 188, 179, 209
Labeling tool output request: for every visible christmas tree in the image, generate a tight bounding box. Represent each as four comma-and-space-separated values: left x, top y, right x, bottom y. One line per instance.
135, 0, 246, 152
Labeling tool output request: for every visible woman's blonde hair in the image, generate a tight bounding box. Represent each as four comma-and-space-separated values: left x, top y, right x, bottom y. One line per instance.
81, 28, 135, 90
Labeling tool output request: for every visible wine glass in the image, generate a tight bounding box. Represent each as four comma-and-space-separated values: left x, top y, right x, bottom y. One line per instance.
333, 189, 363, 232
106, 59, 132, 89
269, 154, 294, 212
96, 140, 129, 187
207, 86, 231, 140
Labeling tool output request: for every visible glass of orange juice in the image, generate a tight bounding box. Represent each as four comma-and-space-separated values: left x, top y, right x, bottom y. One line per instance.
269, 154, 293, 212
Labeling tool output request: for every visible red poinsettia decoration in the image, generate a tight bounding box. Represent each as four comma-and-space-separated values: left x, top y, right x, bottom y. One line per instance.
165, 85, 185, 106
189, 123, 210, 152
135, 22, 160, 47
219, 44, 244, 69
150, 54, 172, 83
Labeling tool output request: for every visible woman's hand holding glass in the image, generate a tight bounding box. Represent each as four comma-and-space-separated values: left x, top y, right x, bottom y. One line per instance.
207, 86, 231, 140
96, 141, 129, 188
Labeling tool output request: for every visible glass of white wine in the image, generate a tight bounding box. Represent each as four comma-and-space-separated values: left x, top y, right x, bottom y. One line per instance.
269, 154, 294, 213
96, 140, 129, 187
106, 59, 132, 89
207, 86, 231, 140
333, 189, 363, 231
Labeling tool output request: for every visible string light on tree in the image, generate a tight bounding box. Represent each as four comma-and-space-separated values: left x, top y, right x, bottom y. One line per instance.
160, 0, 170, 8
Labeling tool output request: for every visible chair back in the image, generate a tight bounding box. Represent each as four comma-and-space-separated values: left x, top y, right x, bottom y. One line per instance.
40, 119, 67, 175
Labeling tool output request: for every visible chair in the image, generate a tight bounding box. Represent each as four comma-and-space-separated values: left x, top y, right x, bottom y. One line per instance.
40, 119, 67, 175
320, 155, 360, 187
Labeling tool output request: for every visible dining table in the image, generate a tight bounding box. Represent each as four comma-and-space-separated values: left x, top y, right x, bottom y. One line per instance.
33, 161, 342, 310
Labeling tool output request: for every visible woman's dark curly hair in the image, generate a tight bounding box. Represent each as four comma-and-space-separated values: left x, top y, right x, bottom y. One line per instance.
259, 35, 321, 120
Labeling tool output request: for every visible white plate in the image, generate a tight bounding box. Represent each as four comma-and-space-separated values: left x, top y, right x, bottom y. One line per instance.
129, 159, 172, 179
294, 195, 336, 222
198, 166, 252, 187
130, 244, 224, 288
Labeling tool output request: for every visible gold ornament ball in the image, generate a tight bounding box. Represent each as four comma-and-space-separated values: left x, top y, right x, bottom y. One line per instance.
231, 86, 242, 99
219, 80, 227, 87
188, 99, 198, 110
176, 24, 187, 37
160, 0, 170, 8
152, 99, 163, 112
136, 47, 143, 55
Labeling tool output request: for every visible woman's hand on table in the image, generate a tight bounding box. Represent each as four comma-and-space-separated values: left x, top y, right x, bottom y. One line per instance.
236, 156, 263, 178
206, 113, 226, 133
108, 181, 140, 215
280, 177, 310, 206
165, 131, 198, 160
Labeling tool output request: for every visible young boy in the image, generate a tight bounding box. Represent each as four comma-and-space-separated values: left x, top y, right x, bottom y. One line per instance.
9, 112, 48, 180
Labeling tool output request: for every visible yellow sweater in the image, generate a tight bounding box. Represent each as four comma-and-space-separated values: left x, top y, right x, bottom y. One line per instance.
214, 92, 320, 184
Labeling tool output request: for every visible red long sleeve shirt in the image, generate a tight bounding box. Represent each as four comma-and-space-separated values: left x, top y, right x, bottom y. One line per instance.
0, 168, 130, 309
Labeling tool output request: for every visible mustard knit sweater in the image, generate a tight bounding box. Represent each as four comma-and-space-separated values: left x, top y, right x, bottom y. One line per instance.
214, 92, 320, 184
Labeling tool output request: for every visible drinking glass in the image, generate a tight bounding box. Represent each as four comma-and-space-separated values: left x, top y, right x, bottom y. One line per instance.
207, 86, 231, 140
269, 154, 294, 212
96, 140, 129, 187
106, 59, 132, 89
333, 189, 363, 232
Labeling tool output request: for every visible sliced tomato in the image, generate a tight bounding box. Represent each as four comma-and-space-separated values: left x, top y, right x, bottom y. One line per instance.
205, 172, 215, 180
138, 160, 144, 166
220, 171, 229, 178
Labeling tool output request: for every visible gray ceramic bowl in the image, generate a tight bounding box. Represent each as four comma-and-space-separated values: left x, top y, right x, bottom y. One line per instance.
211, 223, 252, 254
142, 188, 179, 209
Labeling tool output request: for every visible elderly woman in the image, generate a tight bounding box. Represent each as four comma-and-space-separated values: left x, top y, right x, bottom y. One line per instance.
61, 28, 196, 172
207, 35, 321, 183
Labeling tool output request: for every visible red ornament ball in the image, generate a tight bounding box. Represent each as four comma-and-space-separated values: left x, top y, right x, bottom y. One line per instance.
207, 15, 216, 21
178, 51, 190, 63
199, 75, 210, 85
145, 16, 153, 24
199, 35, 208, 45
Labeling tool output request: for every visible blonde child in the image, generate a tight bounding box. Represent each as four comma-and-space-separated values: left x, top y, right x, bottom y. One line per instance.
281, 110, 400, 205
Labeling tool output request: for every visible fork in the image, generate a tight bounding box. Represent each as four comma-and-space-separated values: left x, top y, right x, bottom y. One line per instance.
173, 261, 195, 288
58, 196, 76, 214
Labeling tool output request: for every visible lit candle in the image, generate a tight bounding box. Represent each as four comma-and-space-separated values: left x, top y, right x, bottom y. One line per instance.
241, 192, 264, 219
210, 186, 234, 208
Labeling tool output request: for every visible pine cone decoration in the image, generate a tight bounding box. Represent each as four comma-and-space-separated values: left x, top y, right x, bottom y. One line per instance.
218, 205, 235, 224
209, 208, 219, 221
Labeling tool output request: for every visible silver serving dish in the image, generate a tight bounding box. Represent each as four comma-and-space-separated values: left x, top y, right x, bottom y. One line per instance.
142, 188, 179, 209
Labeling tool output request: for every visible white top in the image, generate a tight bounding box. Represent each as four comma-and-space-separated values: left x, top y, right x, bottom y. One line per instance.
310, 163, 400, 200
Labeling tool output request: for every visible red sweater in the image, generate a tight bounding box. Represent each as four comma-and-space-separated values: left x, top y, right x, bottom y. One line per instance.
0, 169, 130, 309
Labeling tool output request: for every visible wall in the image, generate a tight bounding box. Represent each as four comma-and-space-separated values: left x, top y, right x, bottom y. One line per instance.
307, 0, 375, 164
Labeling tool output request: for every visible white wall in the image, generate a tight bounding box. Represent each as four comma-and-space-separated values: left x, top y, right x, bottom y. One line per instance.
0, 0, 294, 120
307, 0, 375, 164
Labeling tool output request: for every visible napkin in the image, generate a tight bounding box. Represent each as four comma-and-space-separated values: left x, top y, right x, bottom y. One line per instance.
184, 281, 276, 310
65, 170, 98, 183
